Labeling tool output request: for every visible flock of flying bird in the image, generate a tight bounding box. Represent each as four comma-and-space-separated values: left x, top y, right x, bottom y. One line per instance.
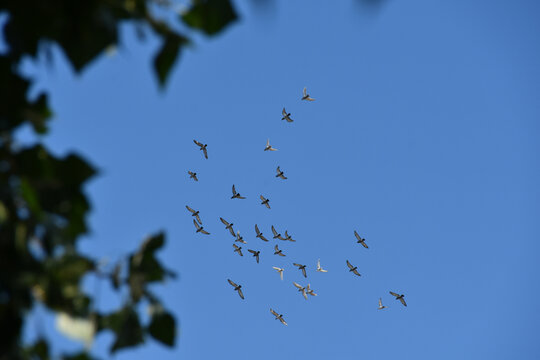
187, 87, 407, 326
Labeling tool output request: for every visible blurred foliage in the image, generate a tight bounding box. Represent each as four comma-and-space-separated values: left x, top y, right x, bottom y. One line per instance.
0, 0, 238, 359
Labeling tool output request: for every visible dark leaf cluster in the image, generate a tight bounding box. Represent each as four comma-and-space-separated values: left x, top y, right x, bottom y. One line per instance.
0, 0, 239, 358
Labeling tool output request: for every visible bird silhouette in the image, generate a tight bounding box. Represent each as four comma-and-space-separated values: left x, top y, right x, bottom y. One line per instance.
293, 263, 307, 278
227, 279, 244, 299
354, 230, 368, 249
301, 87, 315, 101
188, 171, 198, 181
248, 249, 260, 263
231, 184, 246, 199
193, 140, 208, 159
389, 291, 407, 307
270, 308, 287, 325
264, 139, 278, 151
193, 219, 210, 235
281, 108, 293, 122
346, 260, 361, 276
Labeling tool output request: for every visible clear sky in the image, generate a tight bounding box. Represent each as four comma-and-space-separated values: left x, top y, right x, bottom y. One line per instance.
15, 0, 540, 359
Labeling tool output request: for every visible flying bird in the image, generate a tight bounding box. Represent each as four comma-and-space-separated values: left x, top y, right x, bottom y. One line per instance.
188, 171, 198, 181
260, 195, 271, 209
282, 230, 295, 242
316, 259, 328, 273
378, 298, 387, 310
248, 249, 260, 263
354, 230, 368, 249
293, 282, 308, 300
346, 260, 361, 276
273, 244, 286, 257
270, 308, 287, 326
281, 108, 293, 122
220, 217, 236, 237
293, 263, 307, 278
275, 166, 287, 180
306, 284, 317, 297
231, 184, 246, 199
389, 291, 407, 307
186, 205, 202, 224
272, 267, 284, 280
193, 139, 208, 159
227, 279, 244, 299
264, 139, 278, 151
255, 224, 269, 242
271, 225, 285, 240
235, 231, 247, 244
232, 244, 243, 257
193, 219, 210, 235
301, 87, 315, 101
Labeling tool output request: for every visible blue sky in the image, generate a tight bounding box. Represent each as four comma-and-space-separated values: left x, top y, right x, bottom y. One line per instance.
15, 0, 540, 359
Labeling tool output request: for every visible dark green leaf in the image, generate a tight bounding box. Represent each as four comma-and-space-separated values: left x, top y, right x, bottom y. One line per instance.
148, 311, 176, 347
182, 0, 238, 35
153, 33, 188, 87
103, 306, 145, 353
60, 351, 99, 360
23, 338, 50, 360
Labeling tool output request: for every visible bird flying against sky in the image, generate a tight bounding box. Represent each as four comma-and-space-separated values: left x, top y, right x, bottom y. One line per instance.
193, 139, 208, 159
301, 87, 315, 101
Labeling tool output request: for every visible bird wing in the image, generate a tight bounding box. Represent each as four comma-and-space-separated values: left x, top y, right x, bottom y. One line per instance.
389, 291, 399, 298
303, 87, 307, 97
193, 174, 198, 181
255, 224, 261, 235
202, 148, 208, 159
266, 139, 270, 147
186, 205, 195, 214
346, 260, 353, 269
354, 230, 360, 241
260, 195, 266, 202
270, 308, 278, 317
238, 288, 244, 299
293, 282, 303, 289
232, 184, 236, 195
317, 259, 321, 269
260, 234, 268, 242
276, 166, 281, 174
200, 229, 210, 235
379, 298, 383, 307
228, 227, 236, 237
352, 269, 361, 276
193, 219, 201, 230
248, 249, 256, 255
399, 298, 407, 307
282, 108, 286, 116
280, 270, 283, 280
302, 289, 308, 300
271, 226, 278, 237
293, 263, 301, 268
238, 195, 246, 199
233, 244, 239, 251
279, 317, 288, 326
279, 174, 287, 179
307, 96, 315, 101
265, 202, 271, 209
193, 139, 202, 147
274, 245, 279, 252
361, 241, 369, 249
220, 217, 229, 226
269, 147, 277, 151
228, 279, 237, 287
195, 214, 202, 224
301, 267, 307, 278
273, 266, 281, 271
255, 254, 259, 263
